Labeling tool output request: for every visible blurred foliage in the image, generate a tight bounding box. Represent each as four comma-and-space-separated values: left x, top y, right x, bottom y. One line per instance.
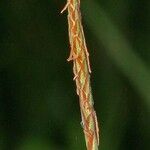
0, 0, 149, 150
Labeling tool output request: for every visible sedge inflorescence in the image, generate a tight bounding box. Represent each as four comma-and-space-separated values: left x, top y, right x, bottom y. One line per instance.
61, 0, 99, 149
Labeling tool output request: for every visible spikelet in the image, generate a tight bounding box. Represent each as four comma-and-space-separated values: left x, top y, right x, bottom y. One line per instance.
61, 1, 99, 149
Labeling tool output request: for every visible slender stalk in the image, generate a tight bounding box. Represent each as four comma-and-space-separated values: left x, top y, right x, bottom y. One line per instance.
61, 0, 99, 149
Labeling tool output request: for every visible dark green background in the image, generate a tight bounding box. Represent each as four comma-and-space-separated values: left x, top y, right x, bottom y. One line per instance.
0, 0, 149, 150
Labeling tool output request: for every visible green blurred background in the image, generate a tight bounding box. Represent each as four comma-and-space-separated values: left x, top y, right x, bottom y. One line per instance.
0, 0, 149, 150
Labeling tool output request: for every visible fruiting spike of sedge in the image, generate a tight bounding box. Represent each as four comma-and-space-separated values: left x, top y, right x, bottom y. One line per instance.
61, 0, 99, 149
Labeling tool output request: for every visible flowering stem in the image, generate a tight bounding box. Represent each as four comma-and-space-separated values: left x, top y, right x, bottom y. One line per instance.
61, 0, 99, 149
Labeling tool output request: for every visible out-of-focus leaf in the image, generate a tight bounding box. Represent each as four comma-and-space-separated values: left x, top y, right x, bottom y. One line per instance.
83, 0, 150, 109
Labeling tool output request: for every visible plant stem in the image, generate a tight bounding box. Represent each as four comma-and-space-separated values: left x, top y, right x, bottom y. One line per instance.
61, 0, 99, 149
